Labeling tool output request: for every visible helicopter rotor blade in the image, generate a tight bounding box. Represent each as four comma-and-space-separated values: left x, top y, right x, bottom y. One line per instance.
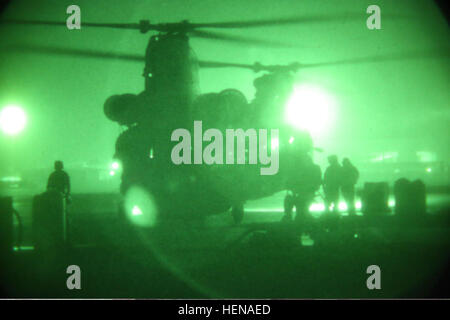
0, 15, 354, 31
198, 61, 256, 70
189, 30, 294, 47
299, 49, 450, 69
4, 44, 446, 73
2, 12, 409, 34
1, 19, 300, 47
1, 19, 67, 27
1, 44, 263, 68
188, 13, 370, 29
1, 19, 146, 31
2, 44, 145, 62
1, 43, 288, 70
199, 49, 449, 71
198, 61, 302, 72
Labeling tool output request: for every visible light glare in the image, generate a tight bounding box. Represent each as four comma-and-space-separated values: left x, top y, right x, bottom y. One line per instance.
132, 205, 143, 216
285, 85, 335, 137
0, 105, 27, 135
111, 161, 120, 170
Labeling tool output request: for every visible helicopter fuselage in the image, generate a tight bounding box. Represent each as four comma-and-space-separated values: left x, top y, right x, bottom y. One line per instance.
106, 32, 313, 220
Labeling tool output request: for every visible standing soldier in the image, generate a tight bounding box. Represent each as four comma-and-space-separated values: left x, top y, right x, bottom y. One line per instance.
323, 155, 342, 213
341, 158, 359, 215
283, 156, 322, 222
47, 160, 71, 201
40, 160, 71, 247
295, 158, 322, 222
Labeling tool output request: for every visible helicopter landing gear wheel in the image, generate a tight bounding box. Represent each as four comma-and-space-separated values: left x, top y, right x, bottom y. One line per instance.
231, 204, 244, 225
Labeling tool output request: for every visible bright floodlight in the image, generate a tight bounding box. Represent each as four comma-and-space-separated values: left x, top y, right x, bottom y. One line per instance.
0, 105, 27, 135
111, 161, 120, 170
132, 205, 143, 216
285, 85, 335, 137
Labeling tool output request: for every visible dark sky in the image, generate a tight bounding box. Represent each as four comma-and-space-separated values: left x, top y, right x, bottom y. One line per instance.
0, 0, 449, 183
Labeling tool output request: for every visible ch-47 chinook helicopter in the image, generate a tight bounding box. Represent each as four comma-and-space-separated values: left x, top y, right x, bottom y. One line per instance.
94, 18, 316, 223
2, 15, 446, 223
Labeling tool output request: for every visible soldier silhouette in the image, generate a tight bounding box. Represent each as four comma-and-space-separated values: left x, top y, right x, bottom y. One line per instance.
341, 158, 359, 215
47, 160, 71, 202
323, 155, 342, 213
295, 158, 322, 221
283, 156, 322, 223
